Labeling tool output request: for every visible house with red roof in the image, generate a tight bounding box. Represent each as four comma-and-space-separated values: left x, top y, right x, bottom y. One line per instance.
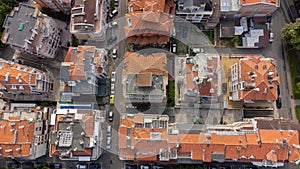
119, 114, 300, 167
229, 55, 280, 103
0, 58, 53, 95
125, 0, 176, 45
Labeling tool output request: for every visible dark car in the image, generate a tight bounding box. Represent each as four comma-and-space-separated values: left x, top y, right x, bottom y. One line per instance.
277, 85, 280, 96
267, 16, 272, 23
182, 28, 188, 38
276, 97, 282, 109
49, 163, 62, 169
22, 162, 34, 169
126, 164, 137, 169
7, 163, 20, 169
89, 163, 101, 169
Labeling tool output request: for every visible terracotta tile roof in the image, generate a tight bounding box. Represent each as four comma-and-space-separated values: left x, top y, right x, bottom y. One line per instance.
123, 52, 168, 76
0, 118, 35, 157
119, 115, 300, 163
121, 118, 135, 127
64, 46, 95, 80
125, 0, 176, 45
0, 59, 50, 92
238, 55, 280, 101
119, 126, 127, 149
133, 114, 144, 124
137, 73, 152, 87
240, 0, 279, 5
136, 153, 157, 161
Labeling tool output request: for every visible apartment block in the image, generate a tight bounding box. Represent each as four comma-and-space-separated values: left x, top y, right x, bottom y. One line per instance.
2, 4, 62, 58
0, 103, 50, 159
122, 52, 168, 105
229, 55, 280, 103
125, 0, 176, 45
34, 0, 72, 13
60, 46, 108, 101
49, 105, 104, 161
70, 0, 108, 40
119, 114, 300, 167
176, 0, 220, 28
0, 58, 53, 95
178, 53, 222, 104
220, 0, 280, 17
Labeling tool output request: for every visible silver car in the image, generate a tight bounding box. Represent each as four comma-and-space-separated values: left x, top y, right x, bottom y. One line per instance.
106, 137, 111, 150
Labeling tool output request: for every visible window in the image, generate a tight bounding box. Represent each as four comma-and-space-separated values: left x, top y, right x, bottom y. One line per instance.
263, 65, 267, 70
127, 18, 132, 27
254, 65, 258, 70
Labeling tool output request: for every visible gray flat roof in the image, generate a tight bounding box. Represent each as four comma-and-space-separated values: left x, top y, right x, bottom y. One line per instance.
3, 4, 37, 48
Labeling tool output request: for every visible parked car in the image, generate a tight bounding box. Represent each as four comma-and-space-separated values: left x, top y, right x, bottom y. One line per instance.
126, 164, 137, 169
140, 165, 150, 169
182, 28, 188, 38
171, 43, 177, 53
111, 71, 116, 82
49, 163, 62, 169
172, 27, 176, 36
276, 97, 282, 109
269, 32, 274, 43
108, 21, 118, 28
111, 83, 115, 94
267, 16, 272, 23
277, 85, 280, 96
106, 136, 111, 150
110, 95, 115, 104
109, 9, 119, 18
153, 166, 164, 169
11, 58, 22, 64
112, 48, 117, 59
76, 163, 87, 169
108, 111, 114, 122
107, 125, 112, 136
7, 163, 20, 169
114, 0, 119, 7
89, 163, 101, 169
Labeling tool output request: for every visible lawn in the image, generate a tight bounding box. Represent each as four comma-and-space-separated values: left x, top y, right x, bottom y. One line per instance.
202, 30, 214, 45
167, 80, 175, 107
296, 106, 300, 123
288, 49, 300, 99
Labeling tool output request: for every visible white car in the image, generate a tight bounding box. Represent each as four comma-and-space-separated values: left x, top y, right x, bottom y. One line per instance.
109, 9, 118, 18
269, 32, 274, 43
111, 71, 116, 83
106, 137, 111, 150
111, 83, 115, 94
112, 48, 117, 59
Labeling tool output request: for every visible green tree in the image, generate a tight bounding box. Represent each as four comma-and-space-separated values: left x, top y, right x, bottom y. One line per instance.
282, 18, 300, 50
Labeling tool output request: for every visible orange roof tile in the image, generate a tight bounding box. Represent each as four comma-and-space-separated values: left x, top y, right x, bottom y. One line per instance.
238, 56, 280, 101
124, 0, 175, 45
240, 0, 279, 5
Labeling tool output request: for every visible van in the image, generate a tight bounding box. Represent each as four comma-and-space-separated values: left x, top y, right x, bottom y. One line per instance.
107, 125, 112, 136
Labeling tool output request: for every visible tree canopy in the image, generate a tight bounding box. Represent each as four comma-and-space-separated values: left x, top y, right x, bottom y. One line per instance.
0, 0, 18, 38
282, 18, 300, 50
